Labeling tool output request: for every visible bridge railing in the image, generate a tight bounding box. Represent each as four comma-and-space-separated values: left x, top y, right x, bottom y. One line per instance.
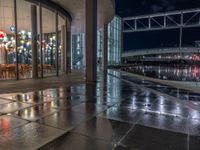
122, 47, 200, 57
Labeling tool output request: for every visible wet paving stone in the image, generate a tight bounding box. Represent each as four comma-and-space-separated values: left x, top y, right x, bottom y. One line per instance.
125, 95, 157, 104
1, 71, 200, 149
38, 110, 89, 130
99, 106, 143, 124
12, 103, 59, 121
154, 96, 180, 106
14, 94, 53, 104
39, 87, 80, 99
138, 112, 188, 134
0, 115, 28, 131
147, 103, 190, 117
0, 99, 12, 105
148, 86, 169, 92
49, 99, 84, 110
119, 101, 147, 110
39, 132, 112, 150
85, 96, 120, 106
138, 91, 159, 98
121, 124, 188, 150
0, 93, 21, 101
72, 117, 133, 144
113, 145, 136, 150
0, 92, 54, 104
67, 95, 86, 101
120, 74, 200, 104
189, 95, 200, 102
187, 108, 200, 119
0, 122, 64, 150
71, 102, 108, 116
0, 102, 32, 114
189, 135, 200, 150
188, 118, 200, 136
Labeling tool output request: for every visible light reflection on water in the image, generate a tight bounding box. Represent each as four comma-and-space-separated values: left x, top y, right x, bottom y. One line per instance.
124, 65, 200, 81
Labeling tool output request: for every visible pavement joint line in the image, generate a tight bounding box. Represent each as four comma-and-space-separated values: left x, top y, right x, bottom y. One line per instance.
116, 109, 143, 148
37, 111, 100, 149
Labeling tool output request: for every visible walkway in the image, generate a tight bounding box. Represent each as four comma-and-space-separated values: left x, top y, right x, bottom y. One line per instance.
0, 70, 199, 150
0, 70, 84, 94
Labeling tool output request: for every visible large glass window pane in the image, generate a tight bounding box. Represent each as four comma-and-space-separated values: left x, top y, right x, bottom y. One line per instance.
17, 0, 37, 79
107, 16, 122, 66
97, 29, 102, 71
72, 33, 84, 70
42, 6, 56, 77
58, 14, 66, 74
0, 0, 16, 80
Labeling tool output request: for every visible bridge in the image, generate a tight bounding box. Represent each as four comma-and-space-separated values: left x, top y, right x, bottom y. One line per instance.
122, 8, 200, 54
122, 47, 200, 58
123, 8, 200, 33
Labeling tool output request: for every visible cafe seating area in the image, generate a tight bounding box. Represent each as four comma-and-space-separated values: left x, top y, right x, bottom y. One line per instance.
0, 64, 56, 79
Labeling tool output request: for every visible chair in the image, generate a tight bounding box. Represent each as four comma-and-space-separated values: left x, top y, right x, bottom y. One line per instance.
6, 64, 16, 78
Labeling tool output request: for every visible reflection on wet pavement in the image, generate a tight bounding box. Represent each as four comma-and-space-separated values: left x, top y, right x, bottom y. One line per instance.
0, 70, 200, 149
0, 115, 28, 131
0, 102, 32, 114
0, 122, 64, 150
13, 103, 59, 121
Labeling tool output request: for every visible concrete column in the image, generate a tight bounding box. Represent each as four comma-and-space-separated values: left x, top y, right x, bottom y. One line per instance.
85, 0, 97, 82
66, 19, 71, 73
102, 24, 108, 72
31, 5, 38, 78
61, 25, 66, 73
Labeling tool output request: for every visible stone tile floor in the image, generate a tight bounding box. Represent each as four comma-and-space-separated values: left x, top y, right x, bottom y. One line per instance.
0, 70, 200, 149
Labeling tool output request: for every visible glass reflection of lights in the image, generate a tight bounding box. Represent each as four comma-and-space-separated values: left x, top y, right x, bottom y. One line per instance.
158, 96, 165, 105
125, 65, 200, 81
0, 0, 68, 80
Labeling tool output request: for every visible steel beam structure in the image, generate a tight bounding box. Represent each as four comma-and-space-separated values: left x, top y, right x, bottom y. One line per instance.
123, 8, 200, 33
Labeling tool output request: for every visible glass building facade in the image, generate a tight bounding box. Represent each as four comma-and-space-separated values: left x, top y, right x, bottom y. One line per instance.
0, 0, 70, 80
97, 29, 103, 67
71, 16, 122, 70
108, 16, 122, 65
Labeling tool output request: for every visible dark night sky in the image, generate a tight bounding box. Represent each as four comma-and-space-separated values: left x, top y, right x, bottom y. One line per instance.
115, 0, 200, 51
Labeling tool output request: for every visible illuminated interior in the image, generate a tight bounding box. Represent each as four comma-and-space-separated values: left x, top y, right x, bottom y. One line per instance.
0, 0, 68, 80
